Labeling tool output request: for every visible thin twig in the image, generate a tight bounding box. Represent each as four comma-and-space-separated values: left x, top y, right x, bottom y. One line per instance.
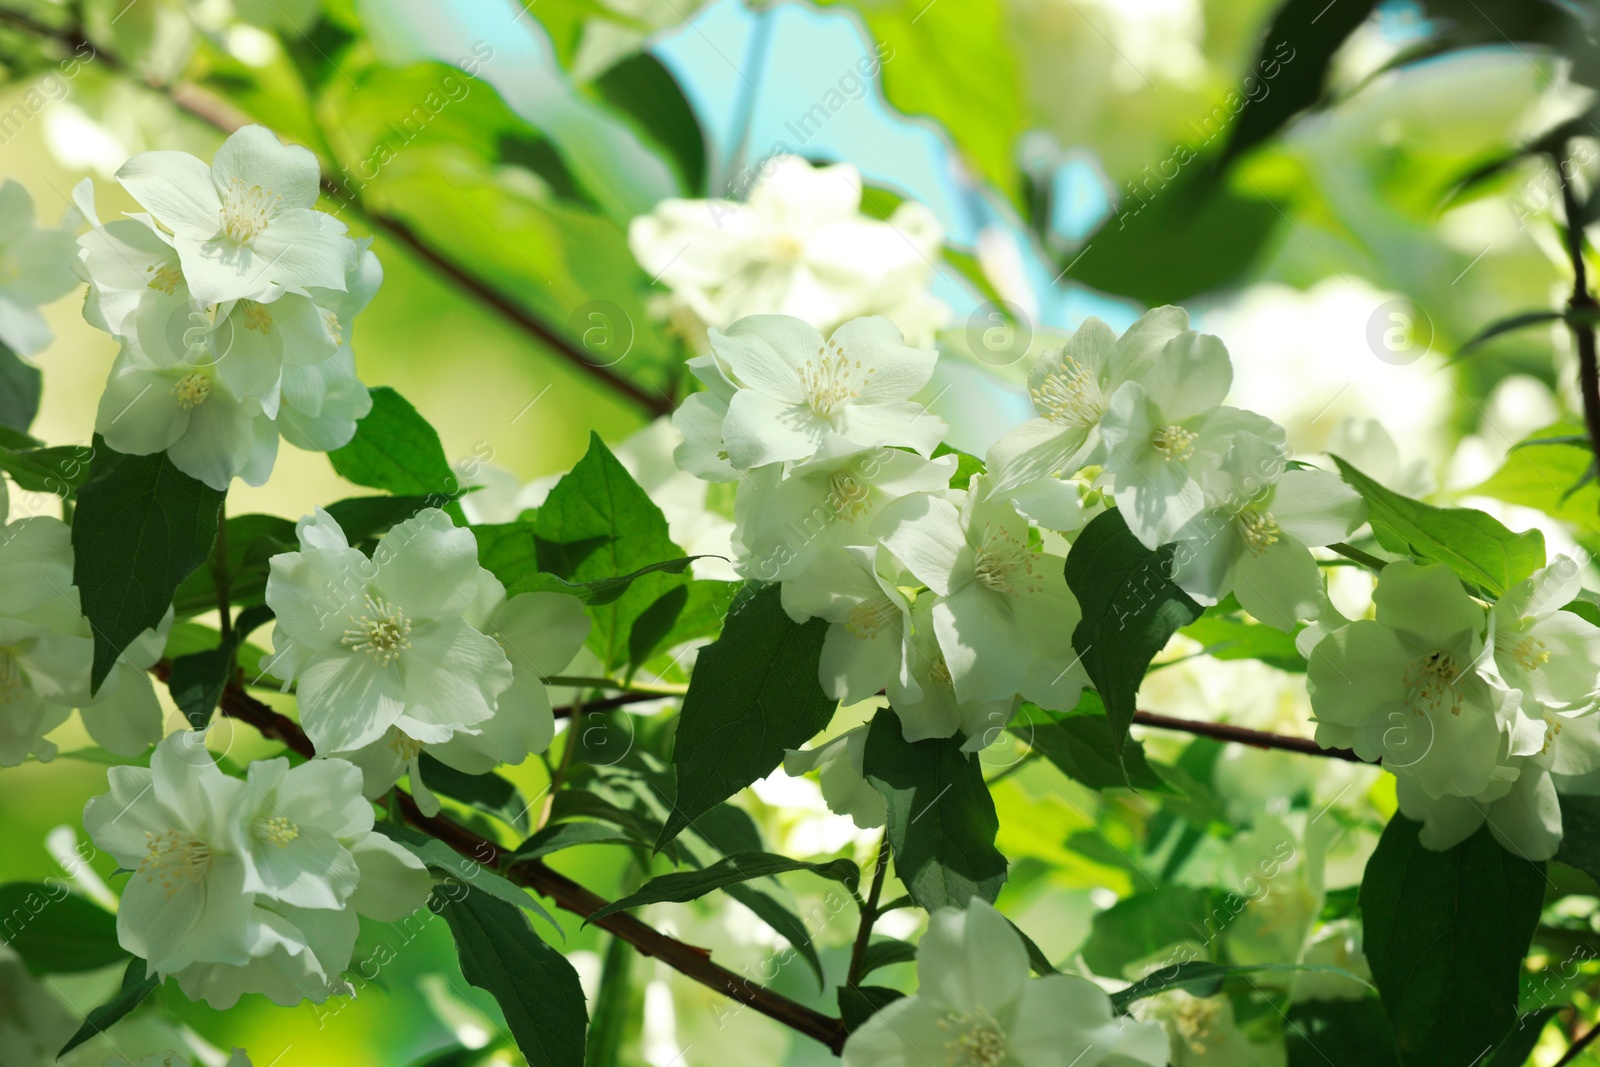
1131, 709, 1361, 762
845, 834, 889, 988
1556, 147, 1600, 476
1556, 1021, 1600, 1067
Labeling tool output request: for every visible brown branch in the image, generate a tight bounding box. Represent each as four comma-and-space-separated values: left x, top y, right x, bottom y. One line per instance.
1557, 149, 1600, 476
1131, 709, 1361, 761
3, 12, 672, 419
195, 676, 849, 1054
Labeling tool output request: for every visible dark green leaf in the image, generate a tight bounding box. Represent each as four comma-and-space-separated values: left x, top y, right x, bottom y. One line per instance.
166, 642, 234, 729
586, 851, 858, 924
326, 494, 443, 541
1334, 457, 1545, 597
0, 883, 122, 973
0, 443, 94, 497
1285, 998, 1399, 1067
1010, 698, 1167, 791
418, 754, 531, 834
434, 886, 588, 1067
862, 708, 1006, 910
656, 584, 835, 848
1360, 816, 1545, 1066
59, 957, 159, 1056
590, 53, 706, 194
838, 984, 905, 1032
1082, 886, 1217, 979
1555, 793, 1600, 883
511, 821, 642, 863
72, 439, 225, 691
1219, 0, 1383, 164
533, 433, 688, 670
0, 342, 41, 432
329, 387, 458, 500
1111, 961, 1369, 1013
1484, 1009, 1556, 1067
859, 938, 918, 977
1066, 508, 1202, 759
170, 513, 295, 617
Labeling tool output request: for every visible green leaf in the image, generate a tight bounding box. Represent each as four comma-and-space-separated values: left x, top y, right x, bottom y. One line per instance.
473, 521, 541, 588
1334, 456, 1545, 597
166, 643, 234, 730
1285, 999, 1399, 1067
586, 851, 859, 924
0, 883, 123, 973
1218, 0, 1383, 165
0, 342, 41, 432
1010, 697, 1167, 792
1484, 1009, 1557, 1067
72, 439, 225, 691
329, 387, 459, 500
1555, 793, 1600, 882
1179, 609, 1307, 671
418, 754, 531, 834
170, 513, 295, 617
59, 957, 160, 1057
434, 886, 588, 1067
1110, 961, 1371, 1013
838, 984, 905, 1032
1469, 423, 1600, 536
861, 708, 1006, 910
859, 937, 918, 977
1066, 508, 1202, 759
0, 442, 94, 497
1082, 886, 1217, 979
325, 494, 445, 541
533, 433, 688, 670
931, 443, 984, 491
656, 584, 835, 848
376, 824, 560, 935
721, 882, 828, 990
509, 556, 702, 606
589, 53, 706, 194
1455, 309, 1590, 354
511, 821, 641, 863
1360, 816, 1546, 1066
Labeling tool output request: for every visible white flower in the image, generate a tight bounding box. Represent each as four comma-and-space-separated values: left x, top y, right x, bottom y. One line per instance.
889, 595, 1017, 748
629, 155, 948, 343
671, 354, 740, 483
1307, 561, 1513, 800
82, 733, 256, 975
115, 125, 355, 305
783, 725, 886, 830
1137, 989, 1283, 1067
0, 515, 169, 765
840, 898, 1168, 1067
1489, 557, 1600, 713
734, 435, 955, 581
265, 507, 514, 756
986, 307, 1191, 494
1097, 326, 1287, 547
779, 545, 916, 705
342, 589, 590, 815
0, 180, 79, 357
712, 314, 947, 469
877, 481, 1085, 706
1171, 466, 1365, 631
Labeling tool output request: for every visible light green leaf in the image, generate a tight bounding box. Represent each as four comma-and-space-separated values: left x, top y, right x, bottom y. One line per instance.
1010, 696, 1168, 792
329, 387, 459, 501
585, 851, 859, 924
59, 957, 159, 1057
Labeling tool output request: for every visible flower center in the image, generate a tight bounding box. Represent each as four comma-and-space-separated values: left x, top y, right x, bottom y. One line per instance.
940, 1008, 1007, 1067
1501, 633, 1550, 672
220, 177, 280, 244
251, 815, 300, 847
173, 373, 212, 409
0, 649, 23, 706
1151, 423, 1197, 461
242, 301, 272, 334
827, 470, 872, 521
1403, 650, 1461, 717
845, 596, 895, 639
388, 728, 425, 760
1542, 711, 1565, 756
769, 233, 806, 263
1236, 508, 1281, 555
1171, 996, 1222, 1054
929, 655, 953, 688
140, 830, 213, 895
799, 338, 874, 418
146, 263, 183, 294
1030, 356, 1103, 427
323, 309, 343, 345
973, 523, 1039, 596
341, 594, 413, 665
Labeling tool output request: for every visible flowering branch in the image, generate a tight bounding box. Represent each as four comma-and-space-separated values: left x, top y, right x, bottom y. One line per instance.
196, 674, 852, 1053
0, 8, 674, 419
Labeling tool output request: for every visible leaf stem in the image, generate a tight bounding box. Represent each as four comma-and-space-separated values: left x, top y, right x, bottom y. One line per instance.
1326, 541, 1389, 572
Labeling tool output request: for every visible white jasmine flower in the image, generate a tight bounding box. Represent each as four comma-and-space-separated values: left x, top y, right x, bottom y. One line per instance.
1171, 466, 1365, 631
876, 481, 1083, 705
734, 435, 955, 581
1489, 557, 1600, 713
82, 733, 256, 976
986, 307, 1190, 493
1137, 989, 1284, 1067
840, 898, 1168, 1067
671, 354, 740, 483
342, 589, 591, 815
265, 507, 515, 755
0, 180, 79, 357
115, 125, 355, 305
779, 545, 916, 705
713, 314, 946, 469
629, 155, 948, 343
96, 340, 279, 491
889, 595, 1017, 748
783, 725, 886, 830
1308, 562, 1512, 800
1097, 327, 1287, 547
